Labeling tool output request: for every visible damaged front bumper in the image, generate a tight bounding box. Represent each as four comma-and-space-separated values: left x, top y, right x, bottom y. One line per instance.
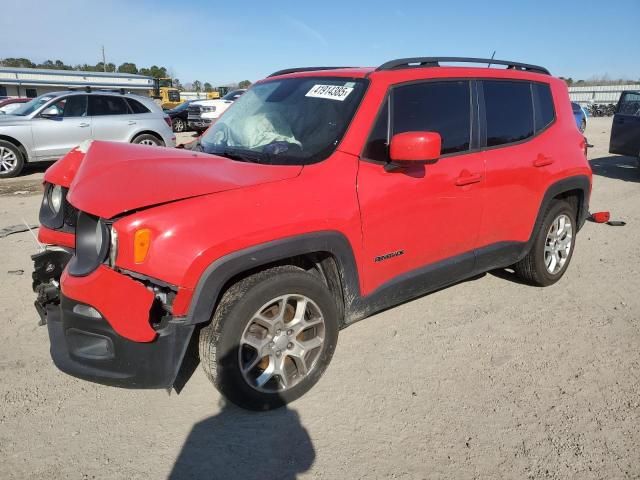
32, 248, 194, 389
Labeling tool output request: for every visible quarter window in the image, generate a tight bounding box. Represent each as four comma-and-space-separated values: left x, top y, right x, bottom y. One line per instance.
392, 81, 471, 155
483, 80, 534, 147
127, 98, 150, 114
533, 83, 555, 132
89, 95, 130, 116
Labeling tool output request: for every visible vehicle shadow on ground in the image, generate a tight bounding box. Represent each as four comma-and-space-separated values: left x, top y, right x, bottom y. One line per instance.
168, 399, 315, 480
589, 155, 639, 183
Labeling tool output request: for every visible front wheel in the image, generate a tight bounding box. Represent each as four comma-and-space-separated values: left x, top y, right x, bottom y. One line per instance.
199, 265, 339, 411
173, 118, 186, 133
0, 140, 25, 178
514, 200, 576, 286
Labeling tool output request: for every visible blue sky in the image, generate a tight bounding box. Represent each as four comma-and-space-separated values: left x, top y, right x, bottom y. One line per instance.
1, 0, 638, 85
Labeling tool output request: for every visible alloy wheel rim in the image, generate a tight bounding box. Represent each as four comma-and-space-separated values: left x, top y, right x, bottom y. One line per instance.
0, 147, 18, 173
175, 119, 184, 132
544, 214, 573, 274
139, 139, 157, 146
239, 294, 326, 393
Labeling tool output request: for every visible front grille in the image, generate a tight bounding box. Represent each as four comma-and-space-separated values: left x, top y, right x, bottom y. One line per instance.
63, 200, 78, 229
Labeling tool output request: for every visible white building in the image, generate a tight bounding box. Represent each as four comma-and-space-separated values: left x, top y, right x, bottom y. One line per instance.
569, 84, 640, 106
0, 67, 153, 98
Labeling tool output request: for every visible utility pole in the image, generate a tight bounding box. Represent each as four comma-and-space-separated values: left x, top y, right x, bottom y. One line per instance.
102, 45, 106, 72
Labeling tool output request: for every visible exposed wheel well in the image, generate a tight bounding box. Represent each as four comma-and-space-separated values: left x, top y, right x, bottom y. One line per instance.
0, 135, 28, 161
214, 252, 346, 326
552, 188, 584, 221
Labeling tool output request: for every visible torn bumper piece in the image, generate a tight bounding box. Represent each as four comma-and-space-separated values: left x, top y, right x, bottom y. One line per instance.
38, 262, 194, 389
46, 296, 194, 389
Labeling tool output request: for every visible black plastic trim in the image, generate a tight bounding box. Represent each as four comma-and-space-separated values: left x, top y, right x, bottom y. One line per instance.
377, 57, 550, 75
47, 295, 195, 389
268, 67, 354, 77
185, 232, 361, 326
67, 212, 110, 277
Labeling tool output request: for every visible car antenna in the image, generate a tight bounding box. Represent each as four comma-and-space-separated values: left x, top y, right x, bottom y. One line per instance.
487, 51, 496, 68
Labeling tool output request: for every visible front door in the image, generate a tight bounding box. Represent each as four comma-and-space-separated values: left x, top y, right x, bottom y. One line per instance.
31, 95, 91, 160
357, 80, 484, 294
610, 91, 640, 156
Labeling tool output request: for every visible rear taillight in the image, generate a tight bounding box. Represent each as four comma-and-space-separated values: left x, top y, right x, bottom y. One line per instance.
164, 116, 172, 129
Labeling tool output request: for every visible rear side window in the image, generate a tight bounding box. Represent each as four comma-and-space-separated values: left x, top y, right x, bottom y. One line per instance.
533, 83, 555, 131
618, 92, 640, 116
392, 81, 471, 155
483, 80, 533, 147
89, 96, 129, 116
127, 98, 150, 114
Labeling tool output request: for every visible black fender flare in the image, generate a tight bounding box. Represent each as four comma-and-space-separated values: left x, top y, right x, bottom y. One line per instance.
184, 231, 361, 326
523, 174, 591, 256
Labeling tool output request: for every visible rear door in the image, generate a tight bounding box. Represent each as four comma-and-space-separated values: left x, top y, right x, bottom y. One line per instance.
31, 94, 91, 160
610, 91, 640, 156
89, 95, 136, 142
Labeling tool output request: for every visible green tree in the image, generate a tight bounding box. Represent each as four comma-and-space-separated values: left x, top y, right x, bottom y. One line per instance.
204, 82, 213, 92
0, 57, 35, 68
117, 62, 138, 74
193, 80, 202, 92
172, 78, 183, 90
238, 80, 252, 89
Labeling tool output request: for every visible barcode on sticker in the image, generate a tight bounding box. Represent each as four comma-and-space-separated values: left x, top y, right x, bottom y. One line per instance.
306, 84, 354, 101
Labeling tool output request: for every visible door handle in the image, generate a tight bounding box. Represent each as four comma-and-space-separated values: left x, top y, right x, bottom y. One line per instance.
533, 154, 554, 167
455, 171, 482, 186
79, 123, 90, 128
128, 120, 137, 125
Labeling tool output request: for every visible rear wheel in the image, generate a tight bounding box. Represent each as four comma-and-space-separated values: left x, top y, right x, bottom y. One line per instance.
0, 140, 25, 178
132, 133, 164, 147
199, 265, 339, 411
514, 200, 576, 286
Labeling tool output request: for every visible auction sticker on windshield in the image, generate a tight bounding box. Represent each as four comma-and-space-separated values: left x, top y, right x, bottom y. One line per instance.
306, 84, 354, 101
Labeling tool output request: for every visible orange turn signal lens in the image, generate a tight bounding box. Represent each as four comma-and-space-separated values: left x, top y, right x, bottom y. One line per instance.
133, 228, 152, 263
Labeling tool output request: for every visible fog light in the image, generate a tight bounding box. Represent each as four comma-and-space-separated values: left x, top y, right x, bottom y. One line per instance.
72, 304, 102, 319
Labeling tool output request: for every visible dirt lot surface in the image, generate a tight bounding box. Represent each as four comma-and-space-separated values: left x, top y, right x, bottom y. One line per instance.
1, 118, 638, 479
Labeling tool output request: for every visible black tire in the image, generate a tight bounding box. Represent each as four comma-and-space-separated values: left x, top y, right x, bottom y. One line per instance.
199, 265, 339, 411
131, 133, 164, 147
173, 118, 186, 133
0, 140, 25, 178
514, 200, 577, 286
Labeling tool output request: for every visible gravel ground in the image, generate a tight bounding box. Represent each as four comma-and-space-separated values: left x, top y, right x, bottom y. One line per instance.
0, 117, 638, 479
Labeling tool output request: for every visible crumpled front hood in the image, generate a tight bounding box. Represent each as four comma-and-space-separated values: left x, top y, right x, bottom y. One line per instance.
67, 141, 302, 219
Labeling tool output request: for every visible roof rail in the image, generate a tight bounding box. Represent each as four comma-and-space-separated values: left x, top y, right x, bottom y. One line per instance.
66, 86, 127, 94
268, 66, 353, 77
376, 57, 550, 75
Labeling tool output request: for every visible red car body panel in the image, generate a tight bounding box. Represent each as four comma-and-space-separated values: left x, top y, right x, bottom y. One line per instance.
38, 226, 75, 249
44, 145, 87, 188
40, 65, 592, 349
67, 141, 303, 219
61, 265, 157, 342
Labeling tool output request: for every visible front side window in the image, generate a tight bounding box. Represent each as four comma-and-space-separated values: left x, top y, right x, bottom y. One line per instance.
618, 92, 640, 116
89, 95, 129, 116
392, 81, 472, 155
200, 77, 367, 165
483, 80, 534, 147
49, 95, 88, 117
11, 93, 57, 116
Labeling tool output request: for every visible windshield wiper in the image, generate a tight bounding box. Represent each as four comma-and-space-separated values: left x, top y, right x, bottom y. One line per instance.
212, 148, 269, 164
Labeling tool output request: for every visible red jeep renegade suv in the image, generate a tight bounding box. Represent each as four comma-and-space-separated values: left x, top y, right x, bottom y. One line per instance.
33, 57, 591, 410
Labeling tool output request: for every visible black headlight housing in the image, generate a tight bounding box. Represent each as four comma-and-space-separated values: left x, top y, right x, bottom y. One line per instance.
39, 183, 78, 231
68, 212, 110, 277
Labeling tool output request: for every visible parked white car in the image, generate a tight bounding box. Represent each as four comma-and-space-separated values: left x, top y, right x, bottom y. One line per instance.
0, 90, 176, 178
187, 89, 246, 132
